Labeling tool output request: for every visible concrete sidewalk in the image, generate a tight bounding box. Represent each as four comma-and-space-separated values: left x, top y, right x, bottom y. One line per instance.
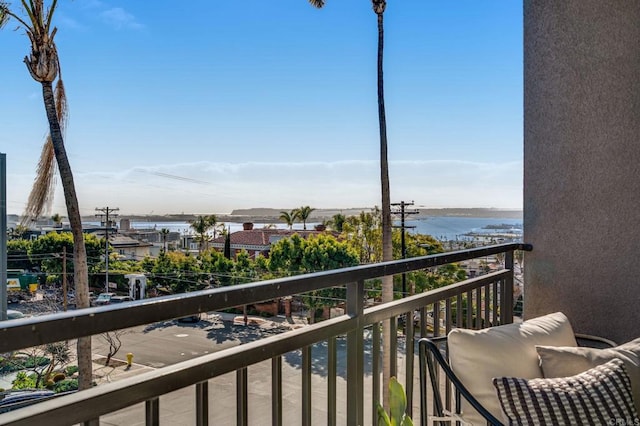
92, 355, 155, 386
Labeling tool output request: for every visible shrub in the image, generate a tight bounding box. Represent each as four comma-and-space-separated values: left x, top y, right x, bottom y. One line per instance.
52, 378, 78, 393
23, 356, 50, 369
0, 356, 50, 374
12, 371, 36, 390
65, 365, 78, 376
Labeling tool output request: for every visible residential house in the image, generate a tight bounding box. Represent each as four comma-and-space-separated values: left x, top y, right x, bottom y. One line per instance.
210, 223, 333, 259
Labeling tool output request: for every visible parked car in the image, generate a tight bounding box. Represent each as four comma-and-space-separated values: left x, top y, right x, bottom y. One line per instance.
109, 296, 132, 304
0, 390, 55, 408
93, 293, 116, 306
6, 310, 24, 320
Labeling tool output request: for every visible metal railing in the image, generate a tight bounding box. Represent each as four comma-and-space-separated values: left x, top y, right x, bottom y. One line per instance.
0, 243, 531, 426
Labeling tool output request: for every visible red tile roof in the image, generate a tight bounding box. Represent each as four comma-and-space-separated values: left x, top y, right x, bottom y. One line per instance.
210, 229, 332, 249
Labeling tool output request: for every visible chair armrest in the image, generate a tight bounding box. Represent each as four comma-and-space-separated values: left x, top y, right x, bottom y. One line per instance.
418, 337, 504, 426
574, 333, 617, 349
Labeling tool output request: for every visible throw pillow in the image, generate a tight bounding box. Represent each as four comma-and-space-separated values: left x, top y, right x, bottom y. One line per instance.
537, 337, 640, 411
493, 358, 639, 425
448, 312, 577, 425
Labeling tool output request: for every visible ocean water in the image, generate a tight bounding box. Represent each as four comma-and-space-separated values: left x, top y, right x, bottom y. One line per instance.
407, 217, 522, 241
86, 216, 522, 242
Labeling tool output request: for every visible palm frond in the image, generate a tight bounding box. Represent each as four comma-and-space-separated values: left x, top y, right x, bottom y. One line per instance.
308, 0, 325, 8
0, 3, 8, 28
21, 0, 37, 28
54, 75, 67, 132
45, 0, 57, 34
1, 2, 29, 29
20, 136, 57, 225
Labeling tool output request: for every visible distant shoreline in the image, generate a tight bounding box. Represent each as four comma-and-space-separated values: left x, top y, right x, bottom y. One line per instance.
78, 207, 522, 223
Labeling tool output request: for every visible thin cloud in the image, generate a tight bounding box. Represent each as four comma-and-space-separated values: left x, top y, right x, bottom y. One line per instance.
101, 8, 143, 30
45, 160, 522, 215
134, 169, 210, 185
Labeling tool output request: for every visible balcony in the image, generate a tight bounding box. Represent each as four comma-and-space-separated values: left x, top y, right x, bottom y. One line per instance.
0, 243, 529, 425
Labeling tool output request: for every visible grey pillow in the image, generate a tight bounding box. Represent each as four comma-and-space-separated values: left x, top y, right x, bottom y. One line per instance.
536, 337, 640, 410
493, 358, 639, 425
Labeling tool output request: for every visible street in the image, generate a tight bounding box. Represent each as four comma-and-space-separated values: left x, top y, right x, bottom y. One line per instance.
89, 313, 419, 425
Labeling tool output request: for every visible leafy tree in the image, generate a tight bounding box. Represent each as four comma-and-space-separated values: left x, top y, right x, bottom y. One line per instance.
1, 0, 92, 390
7, 239, 34, 271
329, 213, 347, 232
95, 257, 143, 289
199, 249, 234, 287
342, 208, 383, 264
253, 254, 270, 278
279, 210, 299, 230
294, 206, 315, 230
424, 263, 467, 290
268, 234, 358, 320
232, 250, 257, 285
142, 251, 203, 293
342, 211, 466, 297
268, 234, 306, 275
29, 232, 103, 276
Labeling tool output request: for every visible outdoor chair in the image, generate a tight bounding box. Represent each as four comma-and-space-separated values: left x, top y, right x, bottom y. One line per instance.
418, 312, 640, 425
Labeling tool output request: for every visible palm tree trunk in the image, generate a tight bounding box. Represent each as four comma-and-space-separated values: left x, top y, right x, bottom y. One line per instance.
41, 81, 92, 391
376, 7, 394, 410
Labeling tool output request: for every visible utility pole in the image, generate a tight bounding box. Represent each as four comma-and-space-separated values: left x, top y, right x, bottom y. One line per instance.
391, 200, 419, 297
96, 207, 119, 294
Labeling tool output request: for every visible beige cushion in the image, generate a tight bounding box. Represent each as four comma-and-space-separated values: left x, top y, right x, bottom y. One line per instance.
448, 312, 576, 425
493, 358, 639, 425
537, 337, 640, 411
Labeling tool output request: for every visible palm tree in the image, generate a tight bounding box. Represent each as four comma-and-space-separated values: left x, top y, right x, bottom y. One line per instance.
189, 214, 217, 253
0, 0, 92, 390
294, 206, 315, 230
160, 228, 170, 252
309, 0, 393, 409
50, 213, 63, 227
279, 210, 299, 230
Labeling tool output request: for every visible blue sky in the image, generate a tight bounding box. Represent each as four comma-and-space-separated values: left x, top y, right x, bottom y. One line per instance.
1, 1, 522, 216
